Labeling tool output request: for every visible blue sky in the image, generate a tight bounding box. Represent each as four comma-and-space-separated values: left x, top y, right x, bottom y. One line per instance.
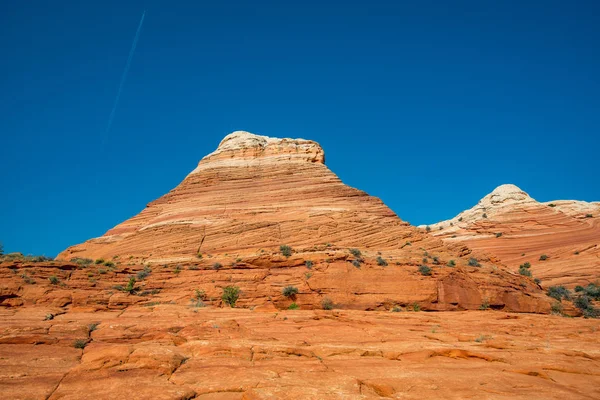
1, 0, 599, 256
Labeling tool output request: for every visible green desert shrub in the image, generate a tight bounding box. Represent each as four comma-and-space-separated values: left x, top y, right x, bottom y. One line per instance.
48, 275, 59, 285
305, 260, 313, 269
352, 259, 361, 268
468, 257, 481, 267
212, 262, 222, 270
432, 256, 440, 265
585, 213, 593, 218
280, 245, 292, 257
418, 265, 432, 276
349, 248, 362, 258
95, 259, 104, 265
447, 260, 456, 267
539, 254, 549, 261
104, 261, 115, 268
136, 266, 152, 280
321, 297, 334, 310
425, 226, 431, 232
376, 256, 388, 266
574, 295, 599, 318
282, 286, 299, 298
518, 262, 532, 277
73, 339, 88, 349
221, 286, 240, 307
495, 232, 503, 238
288, 303, 299, 310
547, 286, 571, 302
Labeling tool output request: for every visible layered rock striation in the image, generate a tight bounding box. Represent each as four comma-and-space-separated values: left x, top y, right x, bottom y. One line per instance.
422, 184, 600, 287
54, 133, 551, 312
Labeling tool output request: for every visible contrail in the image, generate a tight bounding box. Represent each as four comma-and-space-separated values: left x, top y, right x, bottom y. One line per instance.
102, 10, 146, 146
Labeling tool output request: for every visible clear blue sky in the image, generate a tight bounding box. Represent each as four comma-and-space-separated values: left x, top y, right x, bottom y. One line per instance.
1, 0, 599, 257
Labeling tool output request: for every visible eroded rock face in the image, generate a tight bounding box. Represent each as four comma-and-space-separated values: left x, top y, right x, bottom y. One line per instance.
422, 184, 600, 288
0, 306, 599, 399
51, 132, 550, 313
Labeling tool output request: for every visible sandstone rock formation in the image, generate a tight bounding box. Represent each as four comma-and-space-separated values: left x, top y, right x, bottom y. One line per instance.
421, 184, 600, 288
1, 305, 599, 399
53, 132, 550, 313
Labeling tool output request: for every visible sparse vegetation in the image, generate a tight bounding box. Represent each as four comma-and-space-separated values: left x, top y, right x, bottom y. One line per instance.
411, 303, 421, 312
95, 259, 104, 265
349, 248, 362, 258
447, 260, 456, 267
288, 303, 299, 310
174, 265, 182, 274
305, 260, 313, 269
482, 213, 488, 218
21, 273, 35, 284
574, 283, 600, 300
585, 214, 593, 218
352, 259, 362, 268
48, 275, 59, 285
418, 265, 432, 276
71, 257, 93, 267
197, 251, 203, 259
44, 313, 54, 321
425, 226, 431, 232
321, 297, 334, 310
548, 203, 556, 207
479, 299, 490, 310
73, 339, 88, 349
518, 262, 532, 277
574, 295, 599, 318
391, 306, 402, 312
376, 256, 388, 266
551, 302, 563, 315
432, 256, 440, 265
280, 245, 292, 257
136, 266, 152, 280
88, 323, 99, 332
221, 286, 240, 307
495, 232, 503, 238
468, 257, 481, 267
539, 254, 549, 261
422, 257, 428, 264
212, 262, 222, 270
547, 286, 571, 302
282, 286, 299, 298
104, 261, 115, 268
458, 217, 463, 222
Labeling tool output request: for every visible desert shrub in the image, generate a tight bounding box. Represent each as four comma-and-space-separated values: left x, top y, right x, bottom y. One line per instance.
321, 297, 334, 310
534, 278, 541, 285
280, 245, 292, 257
479, 299, 490, 310
73, 339, 88, 349
104, 261, 115, 268
349, 248, 362, 257
44, 313, 54, 320
576, 283, 600, 300
468, 257, 481, 267
411, 303, 421, 311
547, 286, 571, 301
98, 269, 107, 274
95, 259, 104, 265
447, 260, 456, 267
352, 259, 361, 268
495, 232, 503, 238
585, 213, 593, 218
194, 289, 206, 301
288, 303, 299, 310
391, 306, 402, 312
432, 256, 440, 265
173, 265, 182, 274
71, 257, 93, 266
305, 260, 313, 269
418, 265, 432, 276
88, 323, 99, 332
197, 251, 203, 259
212, 262, 222, 270
376, 256, 388, 266
191, 298, 206, 308
422, 257, 428, 263
425, 226, 431, 232
574, 295, 599, 318
221, 286, 240, 307
482, 213, 488, 218
518, 262, 532, 277
548, 203, 556, 207
20, 273, 35, 284
458, 217, 463, 221
48, 275, 59, 285
539, 254, 549, 261
282, 286, 299, 298
188, 265, 199, 270
551, 302, 563, 315
136, 266, 152, 280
